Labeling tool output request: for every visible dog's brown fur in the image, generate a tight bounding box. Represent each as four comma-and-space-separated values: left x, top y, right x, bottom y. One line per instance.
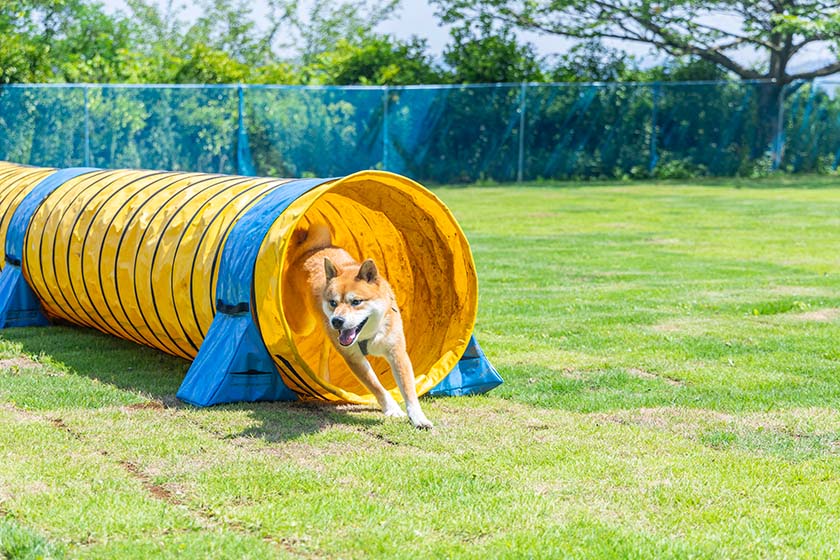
292, 224, 432, 429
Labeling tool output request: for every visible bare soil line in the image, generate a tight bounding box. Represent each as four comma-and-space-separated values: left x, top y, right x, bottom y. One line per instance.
10, 405, 315, 558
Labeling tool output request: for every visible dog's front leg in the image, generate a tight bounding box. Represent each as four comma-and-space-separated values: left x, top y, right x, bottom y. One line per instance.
386, 346, 433, 430
344, 351, 405, 419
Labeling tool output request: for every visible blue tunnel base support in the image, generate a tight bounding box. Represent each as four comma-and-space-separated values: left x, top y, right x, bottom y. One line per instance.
176, 311, 299, 407
428, 336, 503, 397
0, 263, 49, 328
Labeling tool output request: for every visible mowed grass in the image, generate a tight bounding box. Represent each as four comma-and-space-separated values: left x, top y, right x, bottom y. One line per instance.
3, 175, 840, 558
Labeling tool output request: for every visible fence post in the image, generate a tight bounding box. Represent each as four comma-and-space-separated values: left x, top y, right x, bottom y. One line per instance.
649, 82, 660, 173
382, 85, 390, 171
83, 85, 91, 167
236, 85, 256, 176
517, 82, 527, 183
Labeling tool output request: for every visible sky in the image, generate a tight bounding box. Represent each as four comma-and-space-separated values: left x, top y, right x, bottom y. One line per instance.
99, 0, 834, 73
378, 1, 583, 59
99, 0, 644, 59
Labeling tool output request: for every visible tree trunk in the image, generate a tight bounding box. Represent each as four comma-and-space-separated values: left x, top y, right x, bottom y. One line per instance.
754, 81, 785, 164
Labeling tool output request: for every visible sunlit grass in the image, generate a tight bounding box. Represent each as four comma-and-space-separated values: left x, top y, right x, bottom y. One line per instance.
3, 175, 840, 558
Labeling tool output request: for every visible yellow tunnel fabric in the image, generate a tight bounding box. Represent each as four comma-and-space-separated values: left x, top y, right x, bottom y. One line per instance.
23, 168, 289, 359
11, 165, 478, 405
0, 162, 57, 270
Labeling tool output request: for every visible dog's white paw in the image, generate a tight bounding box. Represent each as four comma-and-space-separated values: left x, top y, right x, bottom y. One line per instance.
383, 406, 406, 418
409, 412, 434, 430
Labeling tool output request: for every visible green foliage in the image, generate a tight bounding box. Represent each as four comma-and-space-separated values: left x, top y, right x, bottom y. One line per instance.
550, 41, 640, 83
170, 44, 252, 84
444, 22, 544, 83
0, 0, 423, 85
651, 57, 730, 82
431, 0, 840, 149
245, 87, 385, 177
291, 0, 401, 66
652, 158, 708, 179
0, 519, 63, 560
307, 36, 444, 85
0, 0, 134, 83
432, 0, 840, 84
0, 0, 758, 87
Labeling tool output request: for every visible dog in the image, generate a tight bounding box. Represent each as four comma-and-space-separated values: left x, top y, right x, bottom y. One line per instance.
292, 223, 433, 430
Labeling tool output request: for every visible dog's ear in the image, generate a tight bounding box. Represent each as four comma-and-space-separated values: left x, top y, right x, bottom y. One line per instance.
356, 259, 378, 283
324, 257, 339, 282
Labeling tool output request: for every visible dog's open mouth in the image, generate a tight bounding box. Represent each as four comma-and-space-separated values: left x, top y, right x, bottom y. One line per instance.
338, 318, 368, 347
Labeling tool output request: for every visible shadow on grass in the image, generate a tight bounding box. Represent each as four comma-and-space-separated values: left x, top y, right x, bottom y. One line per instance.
1, 324, 189, 398
218, 400, 382, 443
0, 324, 379, 441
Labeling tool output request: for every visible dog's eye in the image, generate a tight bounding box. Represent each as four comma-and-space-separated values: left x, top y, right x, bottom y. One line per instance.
329, 300, 338, 308
351, 299, 362, 306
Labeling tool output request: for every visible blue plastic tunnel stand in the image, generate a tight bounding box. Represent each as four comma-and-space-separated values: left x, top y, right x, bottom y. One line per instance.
177, 308, 299, 406
428, 335, 503, 397
0, 168, 97, 328
0, 263, 49, 328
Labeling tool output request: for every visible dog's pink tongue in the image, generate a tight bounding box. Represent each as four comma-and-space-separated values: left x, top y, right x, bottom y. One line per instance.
339, 328, 357, 346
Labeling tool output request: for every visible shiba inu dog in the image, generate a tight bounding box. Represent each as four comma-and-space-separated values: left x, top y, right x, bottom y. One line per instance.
293, 224, 433, 429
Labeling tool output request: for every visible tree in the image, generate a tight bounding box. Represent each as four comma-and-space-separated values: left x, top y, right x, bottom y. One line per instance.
308, 35, 443, 85
550, 40, 640, 82
444, 21, 544, 82
0, 0, 134, 83
286, 0, 401, 67
431, 0, 840, 153
121, 0, 278, 83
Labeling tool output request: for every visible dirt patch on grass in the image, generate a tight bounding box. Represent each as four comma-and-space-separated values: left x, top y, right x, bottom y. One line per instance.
787, 308, 840, 322
592, 407, 733, 434
0, 357, 40, 371
646, 237, 681, 245
260, 439, 383, 473
593, 407, 840, 458
741, 407, 840, 435
626, 368, 684, 386
651, 322, 682, 333
0, 403, 45, 424
432, 400, 572, 444
769, 286, 835, 297
122, 401, 166, 411
119, 460, 180, 503
650, 317, 713, 334
48, 416, 82, 440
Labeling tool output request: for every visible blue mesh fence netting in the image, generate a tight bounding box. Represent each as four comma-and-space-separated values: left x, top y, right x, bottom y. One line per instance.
1, 80, 839, 183
244, 86, 384, 178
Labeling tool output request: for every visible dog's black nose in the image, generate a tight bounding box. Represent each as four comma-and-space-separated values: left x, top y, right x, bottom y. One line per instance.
331, 317, 345, 329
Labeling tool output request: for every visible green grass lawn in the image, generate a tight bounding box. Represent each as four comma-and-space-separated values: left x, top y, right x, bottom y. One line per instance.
3, 174, 840, 558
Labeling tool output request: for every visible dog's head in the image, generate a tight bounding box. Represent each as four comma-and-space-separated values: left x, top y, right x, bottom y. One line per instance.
322, 257, 388, 347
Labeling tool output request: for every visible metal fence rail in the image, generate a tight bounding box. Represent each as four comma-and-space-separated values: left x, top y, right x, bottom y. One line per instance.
1, 80, 838, 183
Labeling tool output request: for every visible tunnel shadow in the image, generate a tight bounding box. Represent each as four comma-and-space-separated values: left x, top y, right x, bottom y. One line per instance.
0, 323, 380, 442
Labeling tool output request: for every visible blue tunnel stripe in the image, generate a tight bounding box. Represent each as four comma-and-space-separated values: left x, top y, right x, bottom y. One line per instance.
6, 167, 99, 263
215, 178, 329, 308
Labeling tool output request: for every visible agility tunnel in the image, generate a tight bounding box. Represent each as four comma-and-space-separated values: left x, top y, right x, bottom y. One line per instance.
0, 161, 501, 406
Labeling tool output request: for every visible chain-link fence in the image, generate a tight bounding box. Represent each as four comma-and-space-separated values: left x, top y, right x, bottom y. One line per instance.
1, 80, 838, 183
